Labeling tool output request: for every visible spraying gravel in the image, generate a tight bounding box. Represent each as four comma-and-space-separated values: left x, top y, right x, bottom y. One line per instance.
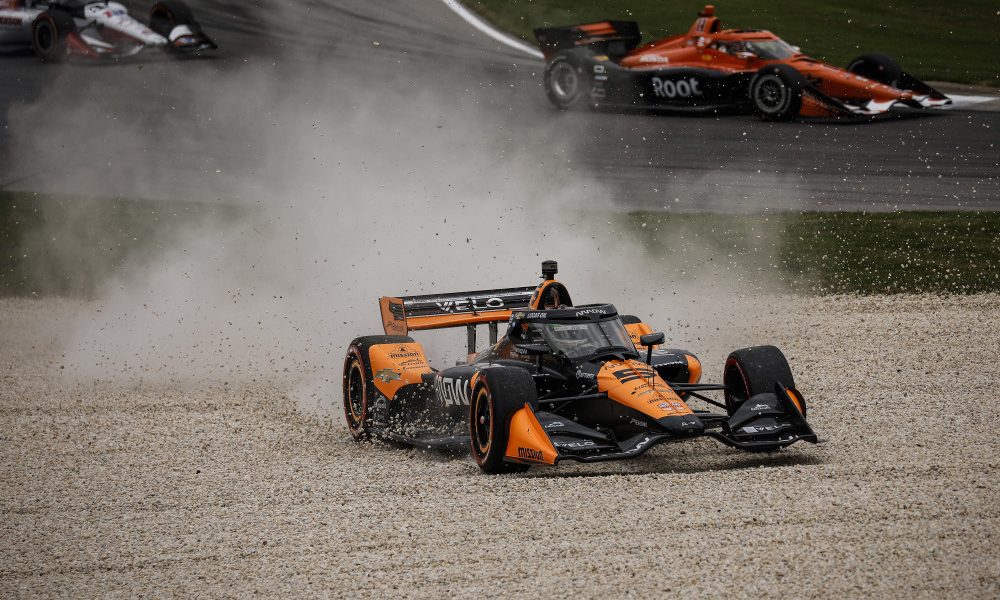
2, 294, 998, 598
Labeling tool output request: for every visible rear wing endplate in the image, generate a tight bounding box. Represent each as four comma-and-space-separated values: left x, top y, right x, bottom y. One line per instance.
380, 287, 536, 336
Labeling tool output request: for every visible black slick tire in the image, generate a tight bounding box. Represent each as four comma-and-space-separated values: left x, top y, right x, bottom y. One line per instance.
749, 64, 807, 121
469, 368, 535, 474
149, 0, 197, 36
31, 10, 74, 63
846, 53, 903, 88
543, 51, 590, 110
723, 345, 797, 415
342, 335, 413, 441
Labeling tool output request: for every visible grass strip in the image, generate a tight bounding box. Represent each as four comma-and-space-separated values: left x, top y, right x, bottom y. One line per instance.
0, 190, 239, 297
2, 191, 998, 296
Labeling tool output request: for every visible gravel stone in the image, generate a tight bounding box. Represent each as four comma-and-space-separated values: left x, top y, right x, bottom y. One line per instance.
2, 295, 998, 598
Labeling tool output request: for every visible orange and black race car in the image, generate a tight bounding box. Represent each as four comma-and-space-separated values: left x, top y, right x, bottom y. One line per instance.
534, 5, 950, 120
342, 261, 817, 474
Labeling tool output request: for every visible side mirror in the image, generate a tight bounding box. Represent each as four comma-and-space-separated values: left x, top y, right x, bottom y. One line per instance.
639, 332, 665, 347
639, 332, 665, 364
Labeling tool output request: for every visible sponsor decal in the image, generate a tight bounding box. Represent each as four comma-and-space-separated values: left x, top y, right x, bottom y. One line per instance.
544, 421, 565, 429
0, 16, 23, 26
389, 345, 421, 359
629, 417, 648, 428
627, 436, 653, 453
612, 366, 655, 383
593, 65, 606, 74
374, 368, 401, 383
657, 401, 687, 411
638, 55, 668, 63
434, 376, 469, 406
575, 369, 596, 380
741, 424, 783, 434
554, 440, 596, 449
524, 312, 547, 319
517, 447, 544, 461
651, 77, 703, 99
435, 297, 505, 314
749, 403, 771, 411
574, 308, 607, 317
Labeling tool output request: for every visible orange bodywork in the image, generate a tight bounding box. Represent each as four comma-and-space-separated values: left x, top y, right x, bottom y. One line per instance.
613, 5, 926, 112
505, 403, 559, 465
367, 341, 432, 399
623, 321, 655, 348
597, 359, 694, 420
786, 386, 806, 415
684, 353, 702, 384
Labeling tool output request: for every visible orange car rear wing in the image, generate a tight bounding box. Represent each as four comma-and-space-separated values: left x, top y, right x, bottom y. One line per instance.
533, 20, 641, 60
380, 287, 537, 336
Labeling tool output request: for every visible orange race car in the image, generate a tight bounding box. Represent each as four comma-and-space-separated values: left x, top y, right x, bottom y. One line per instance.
342, 261, 817, 474
534, 5, 951, 120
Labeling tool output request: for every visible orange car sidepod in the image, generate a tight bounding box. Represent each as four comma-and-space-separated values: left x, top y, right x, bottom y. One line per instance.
367, 342, 432, 399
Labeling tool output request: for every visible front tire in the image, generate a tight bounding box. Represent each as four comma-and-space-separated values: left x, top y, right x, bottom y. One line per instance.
469, 369, 535, 474
723, 345, 799, 415
31, 10, 74, 63
543, 52, 591, 110
750, 65, 807, 121
341, 335, 413, 441
846, 53, 903, 88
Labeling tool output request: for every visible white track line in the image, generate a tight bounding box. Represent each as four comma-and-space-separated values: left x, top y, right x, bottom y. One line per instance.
440, 0, 544, 59
948, 94, 998, 108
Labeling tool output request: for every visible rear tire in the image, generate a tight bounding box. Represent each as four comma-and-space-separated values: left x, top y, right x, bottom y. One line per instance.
544, 52, 591, 110
847, 53, 903, 88
723, 345, 798, 415
149, 0, 197, 37
31, 10, 74, 63
750, 65, 807, 121
342, 335, 414, 441
469, 369, 535, 474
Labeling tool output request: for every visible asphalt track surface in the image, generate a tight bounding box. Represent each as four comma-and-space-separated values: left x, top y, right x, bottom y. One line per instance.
1, 0, 998, 210
3, 4, 1000, 598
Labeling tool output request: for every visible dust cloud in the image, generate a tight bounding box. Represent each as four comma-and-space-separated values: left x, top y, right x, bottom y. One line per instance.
4, 45, 786, 418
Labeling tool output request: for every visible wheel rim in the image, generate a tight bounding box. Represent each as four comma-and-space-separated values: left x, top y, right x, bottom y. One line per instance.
35, 22, 53, 53
754, 75, 788, 114
472, 385, 493, 458
345, 358, 366, 431
549, 61, 579, 102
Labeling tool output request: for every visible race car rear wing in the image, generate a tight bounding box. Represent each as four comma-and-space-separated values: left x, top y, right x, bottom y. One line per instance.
533, 21, 641, 60
379, 287, 536, 336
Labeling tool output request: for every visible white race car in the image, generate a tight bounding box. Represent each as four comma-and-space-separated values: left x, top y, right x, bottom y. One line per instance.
0, 0, 215, 61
